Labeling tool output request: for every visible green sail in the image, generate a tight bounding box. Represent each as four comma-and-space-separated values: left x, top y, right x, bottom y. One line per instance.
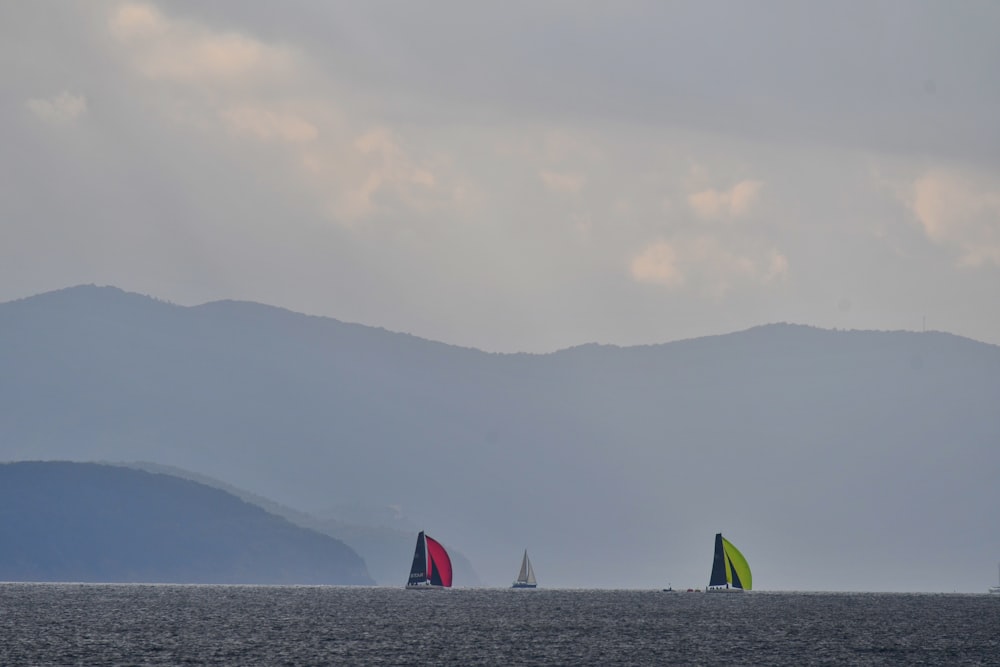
722, 537, 752, 590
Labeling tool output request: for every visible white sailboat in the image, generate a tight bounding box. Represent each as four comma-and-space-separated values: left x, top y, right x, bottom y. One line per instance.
511, 549, 537, 589
990, 562, 1000, 594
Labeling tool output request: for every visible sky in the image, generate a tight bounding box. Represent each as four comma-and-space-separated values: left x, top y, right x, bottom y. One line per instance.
2, 1, 999, 353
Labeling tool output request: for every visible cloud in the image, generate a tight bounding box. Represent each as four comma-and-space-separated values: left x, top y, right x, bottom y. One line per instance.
25, 92, 87, 124
764, 249, 790, 282
333, 128, 442, 221
107, 2, 310, 135
630, 237, 788, 295
630, 241, 684, 288
109, 2, 294, 85
688, 179, 764, 220
539, 170, 585, 194
907, 169, 1000, 268
108, 2, 162, 39
218, 107, 318, 144
104, 3, 462, 228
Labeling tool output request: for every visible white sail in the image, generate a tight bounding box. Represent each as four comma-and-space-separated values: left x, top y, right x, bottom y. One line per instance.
523, 551, 536, 585
513, 549, 537, 587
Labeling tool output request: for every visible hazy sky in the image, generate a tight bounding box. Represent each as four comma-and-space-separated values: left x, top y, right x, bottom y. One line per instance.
3, 1, 998, 352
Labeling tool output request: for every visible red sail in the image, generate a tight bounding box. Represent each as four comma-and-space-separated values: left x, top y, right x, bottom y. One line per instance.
425, 535, 453, 588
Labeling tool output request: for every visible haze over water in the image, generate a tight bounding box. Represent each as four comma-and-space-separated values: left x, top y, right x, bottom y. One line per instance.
3, 0, 1000, 607
1, 585, 997, 666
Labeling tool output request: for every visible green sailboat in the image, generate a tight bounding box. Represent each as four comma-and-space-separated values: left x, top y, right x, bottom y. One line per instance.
707, 533, 752, 592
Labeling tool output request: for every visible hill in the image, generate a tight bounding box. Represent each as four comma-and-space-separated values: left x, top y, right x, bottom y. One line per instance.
125, 461, 483, 586
0, 461, 373, 584
1, 285, 999, 591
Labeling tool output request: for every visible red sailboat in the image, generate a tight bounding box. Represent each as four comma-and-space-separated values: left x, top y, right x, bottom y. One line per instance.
405, 531, 453, 588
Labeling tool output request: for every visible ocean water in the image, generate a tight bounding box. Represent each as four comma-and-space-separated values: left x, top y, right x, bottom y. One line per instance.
0, 585, 997, 665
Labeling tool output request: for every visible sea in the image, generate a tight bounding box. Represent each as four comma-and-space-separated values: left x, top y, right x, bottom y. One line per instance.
0, 584, 997, 666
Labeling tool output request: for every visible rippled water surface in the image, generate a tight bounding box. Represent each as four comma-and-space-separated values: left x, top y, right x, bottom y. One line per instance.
0, 585, 997, 665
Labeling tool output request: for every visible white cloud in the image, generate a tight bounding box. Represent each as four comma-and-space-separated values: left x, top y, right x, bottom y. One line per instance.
25, 92, 87, 124
105, 3, 461, 227
539, 170, 585, 194
765, 248, 790, 282
109, 3, 294, 85
630, 241, 684, 288
688, 179, 764, 220
218, 107, 318, 144
108, 3, 163, 40
907, 169, 1000, 268
729, 180, 765, 216
331, 128, 442, 221
630, 237, 787, 295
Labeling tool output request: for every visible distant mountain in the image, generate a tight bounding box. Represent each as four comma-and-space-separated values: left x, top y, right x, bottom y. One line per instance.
125, 461, 483, 586
1, 285, 999, 592
0, 461, 373, 584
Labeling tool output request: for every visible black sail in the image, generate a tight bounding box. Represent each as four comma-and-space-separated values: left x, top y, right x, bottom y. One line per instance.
407, 531, 427, 586
730, 561, 744, 590
429, 558, 443, 587
709, 533, 728, 587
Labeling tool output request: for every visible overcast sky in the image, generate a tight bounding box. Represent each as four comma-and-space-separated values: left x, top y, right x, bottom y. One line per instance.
3, 1, 998, 352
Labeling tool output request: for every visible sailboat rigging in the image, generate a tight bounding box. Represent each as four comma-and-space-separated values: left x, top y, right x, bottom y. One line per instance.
707, 533, 752, 592
406, 531, 453, 589
511, 549, 537, 589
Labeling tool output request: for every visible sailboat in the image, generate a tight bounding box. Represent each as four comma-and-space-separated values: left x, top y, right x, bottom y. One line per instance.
990, 562, 1000, 594
511, 549, 537, 589
707, 533, 752, 592
405, 531, 453, 589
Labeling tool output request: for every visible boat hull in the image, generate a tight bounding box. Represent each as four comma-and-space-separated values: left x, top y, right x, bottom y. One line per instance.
511, 583, 537, 589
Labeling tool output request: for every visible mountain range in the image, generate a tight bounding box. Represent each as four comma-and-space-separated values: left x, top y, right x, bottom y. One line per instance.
0, 461, 372, 584
1, 285, 998, 591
